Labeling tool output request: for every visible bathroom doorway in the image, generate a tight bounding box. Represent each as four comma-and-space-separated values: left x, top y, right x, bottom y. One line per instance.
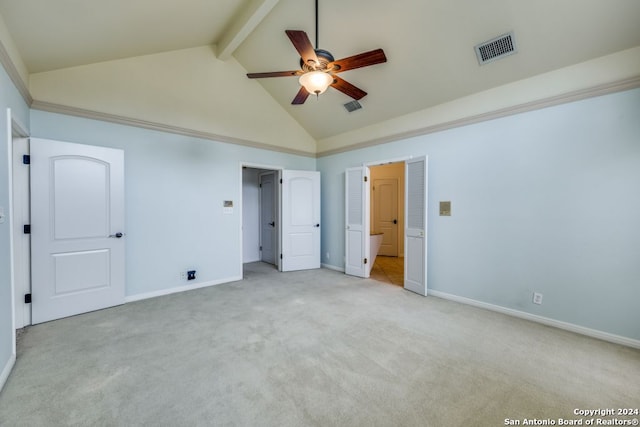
345, 156, 428, 295
369, 162, 405, 286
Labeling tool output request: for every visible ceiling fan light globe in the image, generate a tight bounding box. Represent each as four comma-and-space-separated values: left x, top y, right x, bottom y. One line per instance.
299, 71, 333, 95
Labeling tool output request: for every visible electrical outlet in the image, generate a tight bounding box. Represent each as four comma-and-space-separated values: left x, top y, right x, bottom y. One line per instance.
326, 252, 330, 260
180, 271, 187, 280
533, 292, 543, 305
187, 270, 196, 281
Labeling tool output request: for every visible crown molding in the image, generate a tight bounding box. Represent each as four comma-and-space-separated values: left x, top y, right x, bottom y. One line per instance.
0, 39, 32, 106
8, 39, 638, 161
316, 75, 640, 158
30, 100, 316, 158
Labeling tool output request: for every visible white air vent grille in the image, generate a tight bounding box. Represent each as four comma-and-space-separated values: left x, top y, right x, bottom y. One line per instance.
475, 32, 516, 65
344, 100, 362, 112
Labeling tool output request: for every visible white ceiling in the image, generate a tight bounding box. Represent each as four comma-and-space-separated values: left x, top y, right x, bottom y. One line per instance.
1, 0, 639, 140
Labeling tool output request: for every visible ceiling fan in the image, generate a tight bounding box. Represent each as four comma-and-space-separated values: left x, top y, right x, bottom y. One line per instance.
246, 0, 387, 105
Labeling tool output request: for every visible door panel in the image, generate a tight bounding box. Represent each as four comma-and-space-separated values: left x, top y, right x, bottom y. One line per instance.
53, 158, 109, 239
31, 138, 125, 324
345, 166, 370, 277
281, 170, 320, 271
404, 157, 428, 296
53, 250, 110, 294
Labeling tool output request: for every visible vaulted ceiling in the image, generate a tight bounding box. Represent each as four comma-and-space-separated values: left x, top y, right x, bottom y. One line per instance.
1, 0, 639, 141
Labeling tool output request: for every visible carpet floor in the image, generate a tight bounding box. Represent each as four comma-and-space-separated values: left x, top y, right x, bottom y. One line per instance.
1, 263, 638, 426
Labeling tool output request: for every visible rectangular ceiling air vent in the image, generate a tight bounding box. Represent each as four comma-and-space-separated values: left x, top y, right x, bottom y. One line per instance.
344, 100, 362, 113
474, 31, 516, 65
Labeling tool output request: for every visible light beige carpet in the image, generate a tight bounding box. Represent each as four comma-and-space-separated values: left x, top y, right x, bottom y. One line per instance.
1, 263, 638, 426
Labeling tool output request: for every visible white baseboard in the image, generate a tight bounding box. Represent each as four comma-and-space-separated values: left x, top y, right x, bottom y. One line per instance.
0, 353, 16, 393
125, 276, 242, 303
321, 263, 345, 273
428, 290, 640, 350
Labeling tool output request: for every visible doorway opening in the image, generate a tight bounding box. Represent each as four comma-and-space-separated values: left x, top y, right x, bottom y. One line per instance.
242, 166, 280, 272
240, 164, 321, 276
368, 162, 405, 286
345, 156, 427, 295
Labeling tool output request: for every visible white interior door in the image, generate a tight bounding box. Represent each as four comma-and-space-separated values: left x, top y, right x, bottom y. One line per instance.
259, 171, 276, 265
345, 166, 370, 278
31, 138, 125, 324
373, 178, 398, 256
404, 156, 428, 295
281, 170, 320, 271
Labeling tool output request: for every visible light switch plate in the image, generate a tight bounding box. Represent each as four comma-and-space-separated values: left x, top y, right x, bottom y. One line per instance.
439, 201, 451, 216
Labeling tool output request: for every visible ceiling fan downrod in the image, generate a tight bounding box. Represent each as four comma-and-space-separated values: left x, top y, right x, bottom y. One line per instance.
315, 0, 319, 49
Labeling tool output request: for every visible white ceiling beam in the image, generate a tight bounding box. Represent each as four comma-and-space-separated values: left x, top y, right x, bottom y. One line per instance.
217, 0, 280, 60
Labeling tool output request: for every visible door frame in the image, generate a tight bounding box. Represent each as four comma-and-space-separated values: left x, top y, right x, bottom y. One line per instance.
7, 108, 30, 340
239, 162, 283, 275
258, 170, 277, 265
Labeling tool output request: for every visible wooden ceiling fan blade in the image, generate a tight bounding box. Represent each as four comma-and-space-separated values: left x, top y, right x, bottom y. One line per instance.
329, 49, 387, 73
285, 30, 319, 66
292, 86, 310, 105
247, 70, 300, 78
330, 76, 367, 100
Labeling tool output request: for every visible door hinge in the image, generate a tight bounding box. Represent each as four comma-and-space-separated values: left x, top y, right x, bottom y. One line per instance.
280, 254, 283, 259
24, 293, 32, 304
22, 155, 30, 165
259, 246, 262, 251
364, 176, 368, 182
23, 224, 31, 234
259, 183, 262, 188
280, 179, 283, 184
364, 258, 368, 264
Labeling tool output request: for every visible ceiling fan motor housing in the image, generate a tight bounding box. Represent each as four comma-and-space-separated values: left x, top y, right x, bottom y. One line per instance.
300, 49, 335, 71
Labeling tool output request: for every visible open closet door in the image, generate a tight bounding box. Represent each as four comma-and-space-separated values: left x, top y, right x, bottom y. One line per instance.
345, 166, 370, 277
281, 170, 320, 271
404, 156, 428, 296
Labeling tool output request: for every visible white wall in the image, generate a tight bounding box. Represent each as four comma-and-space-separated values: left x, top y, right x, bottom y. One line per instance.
30, 110, 315, 300
318, 88, 640, 342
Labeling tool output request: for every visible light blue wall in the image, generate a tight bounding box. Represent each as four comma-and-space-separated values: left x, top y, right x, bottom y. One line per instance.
30, 110, 315, 297
0, 65, 30, 383
318, 88, 640, 341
